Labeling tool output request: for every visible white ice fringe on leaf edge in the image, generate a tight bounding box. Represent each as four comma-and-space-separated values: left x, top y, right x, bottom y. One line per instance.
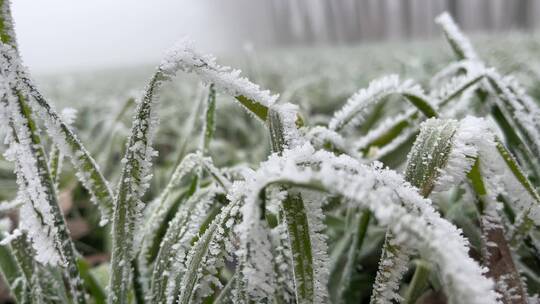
0, 42, 114, 226
435, 12, 479, 61
353, 109, 419, 159
174, 199, 241, 304
136, 152, 204, 287
232, 143, 499, 304
0, 88, 62, 266
270, 102, 305, 149
232, 182, 277, 301
432, 118, 478, 193
329, 74, 427, 132
484, 70, 540, 155
305, 126, 351, 155
269, 219, 295, 302
299, 189, 330, 304
430, 60, 484, 89
370, 235, 412, 303
462, 117, 540, 226
159, 39, 278, 107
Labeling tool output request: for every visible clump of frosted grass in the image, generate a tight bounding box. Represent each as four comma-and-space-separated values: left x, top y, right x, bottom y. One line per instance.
1, 4, 540, 304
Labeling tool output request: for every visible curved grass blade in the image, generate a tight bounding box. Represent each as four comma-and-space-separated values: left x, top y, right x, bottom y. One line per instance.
435, 11, 540, 181
227, 144, 499, 304
160, 40, 278, 122
329, 75, 437, 133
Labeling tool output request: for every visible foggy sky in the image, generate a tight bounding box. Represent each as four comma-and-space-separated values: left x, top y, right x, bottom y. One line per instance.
12, 1, 232, 73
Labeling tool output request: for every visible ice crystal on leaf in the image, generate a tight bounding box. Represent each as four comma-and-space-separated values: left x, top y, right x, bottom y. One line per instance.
4, 4, 540, 304
435, 12, 479, 61
229, 143, 498, 304
160, 39, 278, 114
329, 74, 432, 133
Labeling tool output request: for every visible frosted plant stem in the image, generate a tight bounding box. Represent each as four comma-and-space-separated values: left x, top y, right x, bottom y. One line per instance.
109, 72, 162, 304
480, 204, 527, 304
371, 118, 457, 304
468, 163, 528, 304
0, 73, 86, 303
149, 189, 222, 303
138, 152, 230, 292
266, 106, 327, 303
11, 95, 86, 303
175, 200, 241, 304
370, 234, 411, 304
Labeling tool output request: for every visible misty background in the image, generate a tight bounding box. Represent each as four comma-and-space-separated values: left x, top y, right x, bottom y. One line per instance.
12, 0, 540, 73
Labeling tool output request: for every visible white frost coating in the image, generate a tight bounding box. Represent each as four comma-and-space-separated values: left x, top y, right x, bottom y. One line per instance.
0, 197, 22, 212
305, 126, 351, 155
136, 152, 201, 285
231, 177, 277, 301
430, 60, 485, 90
460, 117, 540, 227
329, 74, 429, 132
138, 152, 230, 289
269, 220, 295, 303
49, 107, 78, 186
232, 143, 498, 304
435, 12, 479, 61
160, 188, 221, 303
440, 84, 476, 119
0, 228, 21, 245
1, 97, 62, 265
484, 70, 540, 157
299, 190, 330, 304
0, 42, 114, 226
174, 199, 242, 304
270, 102, 305, 149
370, 234, 412, 303
160, 39, 278, 108
432, 118, 478, 193
60, 107, 77, 126
353, 109, 419, 159
431, 67, 485, 104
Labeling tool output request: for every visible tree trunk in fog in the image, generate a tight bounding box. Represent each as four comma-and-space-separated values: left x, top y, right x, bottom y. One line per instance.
228, 0, 540, 48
